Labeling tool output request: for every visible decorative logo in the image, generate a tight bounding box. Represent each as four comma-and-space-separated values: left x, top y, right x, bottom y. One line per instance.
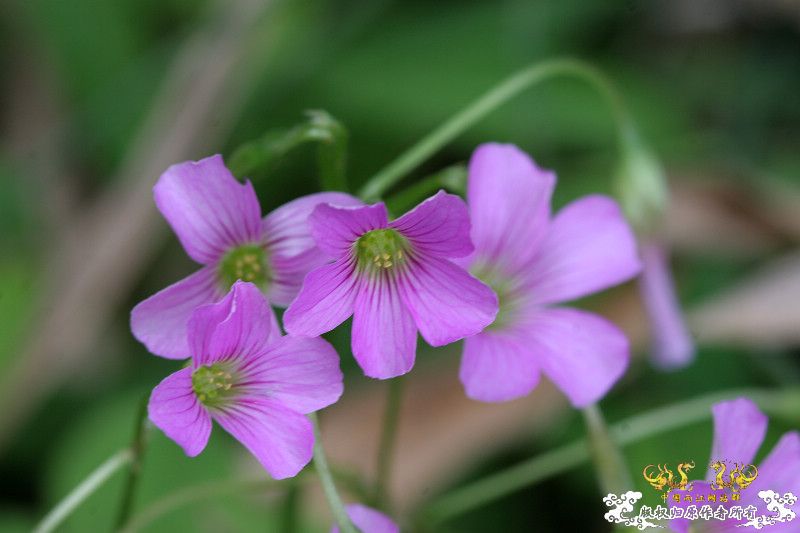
601, 460, 795, 529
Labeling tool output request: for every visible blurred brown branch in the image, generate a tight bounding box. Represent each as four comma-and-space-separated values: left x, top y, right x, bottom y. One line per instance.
0, 0, 274, 451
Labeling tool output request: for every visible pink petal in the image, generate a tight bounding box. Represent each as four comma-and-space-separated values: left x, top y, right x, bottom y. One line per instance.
467, 143, 555, 271
708, 398, 767, 480
331, 504, 400, 533
525, 195, 641, 306
283, 257, 358, 337
263, 192, 362, 306
389, 190, 474, 257
212, 397, 313, 479
398, 254, 498, 346
351, 273, 418, 379
188, 281, 279, 367
459, 329, 540, 402
131, 267, 221, 359
154, 155, 263, 264
528, 308, 629, 407
240, 335, 343, 414
148, 367, 211, 457
639, 241, 695, 369
309, 203, 388, 257
747, 431, 800, 498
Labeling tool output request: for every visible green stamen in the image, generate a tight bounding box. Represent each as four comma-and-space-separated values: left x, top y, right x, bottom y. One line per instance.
218, 245, 270, 289
355, 229, 409, 272
191, 364, 236, 407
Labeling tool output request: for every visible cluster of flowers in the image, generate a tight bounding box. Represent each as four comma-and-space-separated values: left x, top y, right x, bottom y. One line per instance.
131, 143, 643, 530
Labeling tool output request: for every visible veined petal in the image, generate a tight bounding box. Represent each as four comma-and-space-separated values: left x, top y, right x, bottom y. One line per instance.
309, 203, 388, 257
389, 191, 473, 257
528, 308, 629, 407
131, 267, 221, 359
283, 257, 358, 337
154, 155, 262, 264
331, 504, 400, 533
467, 143, 555, 271
263, 192, 362, 306
707, 398, 767, 480
148, 367, 211, 457
263, 192, 362, 258
351, 272, 417, 379
398, 254, 498, 346
188, 281, 279, 367
525, 195, 641, 306
239, 336, 343, 414
212, 397, 313, 479
460, 329, 540, 402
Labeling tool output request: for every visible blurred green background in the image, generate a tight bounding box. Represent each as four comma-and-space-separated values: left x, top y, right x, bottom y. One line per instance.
2, 0, 799, 531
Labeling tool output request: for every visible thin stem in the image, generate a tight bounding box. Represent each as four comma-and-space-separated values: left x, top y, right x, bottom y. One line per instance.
582, 403, 634, 495
120, 478, 277, 533
421, 387, 794, 525
358, 58, 634, 201
311, 412, 358, 533
374, 377, 404, 510
115, 396, 150, 529
33, 449, 133, 533
384, 165, 466, 214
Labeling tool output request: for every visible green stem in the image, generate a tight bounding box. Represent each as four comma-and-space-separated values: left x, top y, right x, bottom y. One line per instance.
385, 165, 467, 214
33, 449, 133, 533
582, 403, 634, 495
311, 412, 358, 533
421, 387, 795, 525
115, 396, 150, 529
358, 58, 634, 201
119, 478, 277, 533
278, 479, 300, 533
373, 377, 404, 510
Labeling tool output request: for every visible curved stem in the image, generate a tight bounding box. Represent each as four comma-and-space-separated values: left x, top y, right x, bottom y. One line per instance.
421, 387, 794, 525
358, 58, 634, 201
373, 377, 404, 510
33, 449, 133, 533
311, 412, 358, 533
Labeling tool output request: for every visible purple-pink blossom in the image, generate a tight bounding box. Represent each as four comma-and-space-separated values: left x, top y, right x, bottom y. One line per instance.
131, 154, 360, 359
147, 280, 343, 479
283, 191, 498, 379
458, 143, 642, 406
670, 397, 800, 532
638, 240, 695, 370
331, 504, 400, 533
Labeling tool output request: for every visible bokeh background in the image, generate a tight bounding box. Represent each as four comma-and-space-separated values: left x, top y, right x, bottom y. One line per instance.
2, 0, 800, 531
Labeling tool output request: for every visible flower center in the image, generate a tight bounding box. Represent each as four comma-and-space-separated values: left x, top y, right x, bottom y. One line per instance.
191, 363, 236, 407
218, 245, 270, 289
355, 228, 409, 272
472, 264, 520, 331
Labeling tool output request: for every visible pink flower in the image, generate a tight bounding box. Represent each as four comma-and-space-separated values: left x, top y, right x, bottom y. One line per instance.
131, 155, 360, 359
670, 398, 800, 532
458, 143, 641, 406
284, 191, 498, 379
147, 281, 343, 479
638, 240, 694, 369
331, 504, 399, 533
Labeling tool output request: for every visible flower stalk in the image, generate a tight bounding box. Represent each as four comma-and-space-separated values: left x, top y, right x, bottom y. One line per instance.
115, 395, 151, 530
311, 413, 358, 533
374, 377, 404, 510
358, 58, 635, 202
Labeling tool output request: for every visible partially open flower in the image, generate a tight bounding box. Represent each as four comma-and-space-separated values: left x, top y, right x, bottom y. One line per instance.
330, 504, 399, 533
458, 143, 641, 406
131, 154, 360, 359
284, 191, 498, 379
148, 281, 343, 479
669, 398, 800, 532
